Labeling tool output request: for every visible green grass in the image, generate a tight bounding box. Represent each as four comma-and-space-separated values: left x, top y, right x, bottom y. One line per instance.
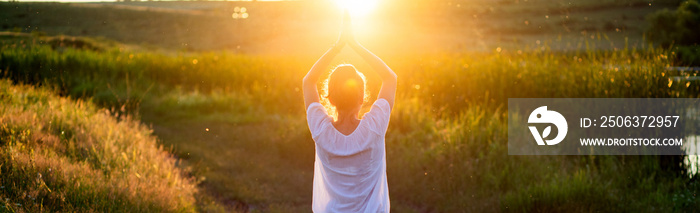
2, 31, 700, 212
1, 15, 700, 212
0, 79, 197, 212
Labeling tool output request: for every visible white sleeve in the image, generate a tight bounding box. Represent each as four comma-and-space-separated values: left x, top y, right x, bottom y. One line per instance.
363, 98, 392, 135
306, 102, 331, 138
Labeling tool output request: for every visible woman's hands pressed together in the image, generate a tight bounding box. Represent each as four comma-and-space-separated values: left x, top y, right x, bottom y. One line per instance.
336, 10, 355, 48
304, 9, 396, 109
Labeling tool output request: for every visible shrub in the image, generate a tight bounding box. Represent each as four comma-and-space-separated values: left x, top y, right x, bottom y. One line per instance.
646, 0, 700, 65
647, 0, 700, 47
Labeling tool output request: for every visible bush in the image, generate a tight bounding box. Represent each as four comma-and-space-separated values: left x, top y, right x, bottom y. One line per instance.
675, 45, 700, 66
647, 0, 700, 47
647, 0, 700, 65
0, 80, 197, 212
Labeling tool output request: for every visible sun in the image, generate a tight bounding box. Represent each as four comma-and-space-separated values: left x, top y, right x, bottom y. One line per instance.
335, 0, 378, 17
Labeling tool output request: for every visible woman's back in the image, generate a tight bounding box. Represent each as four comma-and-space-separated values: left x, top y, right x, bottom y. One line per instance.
303, 11, 396, 212
307, 99, 392, 213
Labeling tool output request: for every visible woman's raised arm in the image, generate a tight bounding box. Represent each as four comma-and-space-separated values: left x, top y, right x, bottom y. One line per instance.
303, 44, 343, 109
303, 12, 351, 109
345, 14, 397, 109
350, 43, 396, 109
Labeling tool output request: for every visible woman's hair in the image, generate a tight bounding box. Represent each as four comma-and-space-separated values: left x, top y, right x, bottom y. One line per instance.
321, 64, 369, 121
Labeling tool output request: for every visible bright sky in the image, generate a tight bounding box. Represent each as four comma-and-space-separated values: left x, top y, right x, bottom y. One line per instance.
11, 0, 112, 2
12, 0, 379, 19
335, 0, 378, 17
12, 0, 281, 2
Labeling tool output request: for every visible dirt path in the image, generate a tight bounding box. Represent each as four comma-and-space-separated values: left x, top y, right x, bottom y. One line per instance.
147, 119, 315, 212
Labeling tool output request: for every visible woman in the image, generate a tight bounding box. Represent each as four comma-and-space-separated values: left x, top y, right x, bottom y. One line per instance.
303, 11, 397, 213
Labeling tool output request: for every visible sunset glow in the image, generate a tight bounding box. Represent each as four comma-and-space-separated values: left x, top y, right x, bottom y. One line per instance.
335, 0, 378, 17
1, 0, 697, 211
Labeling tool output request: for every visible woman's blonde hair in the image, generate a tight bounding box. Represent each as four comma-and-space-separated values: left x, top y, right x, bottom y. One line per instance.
321, 64, 369, 121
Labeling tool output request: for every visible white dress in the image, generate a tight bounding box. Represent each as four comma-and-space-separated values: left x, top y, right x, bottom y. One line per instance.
306, 99, 392, 213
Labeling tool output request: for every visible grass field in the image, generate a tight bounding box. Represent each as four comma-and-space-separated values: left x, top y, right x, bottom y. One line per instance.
1, 0, 700, 212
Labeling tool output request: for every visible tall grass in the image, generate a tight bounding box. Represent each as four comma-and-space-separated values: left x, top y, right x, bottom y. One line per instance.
0, 35, 307, 115
2, 33, 700, 211
0, 79, 197, 212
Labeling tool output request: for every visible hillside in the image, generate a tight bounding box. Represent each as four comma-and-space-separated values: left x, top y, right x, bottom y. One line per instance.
0, 79, 197, 212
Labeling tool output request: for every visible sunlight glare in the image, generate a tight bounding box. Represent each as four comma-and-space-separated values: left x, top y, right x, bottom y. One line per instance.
335, 0, 378, 17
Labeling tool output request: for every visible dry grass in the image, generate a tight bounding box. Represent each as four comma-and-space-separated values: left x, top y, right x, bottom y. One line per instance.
0, 1, 699, 210
0, 79, 197, 212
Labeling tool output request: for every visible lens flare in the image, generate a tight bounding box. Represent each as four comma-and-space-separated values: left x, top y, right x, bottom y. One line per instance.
335, 0, 378, 17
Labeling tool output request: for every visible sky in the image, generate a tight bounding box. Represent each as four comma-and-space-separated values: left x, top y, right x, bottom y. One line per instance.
9, 0, 280, 2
